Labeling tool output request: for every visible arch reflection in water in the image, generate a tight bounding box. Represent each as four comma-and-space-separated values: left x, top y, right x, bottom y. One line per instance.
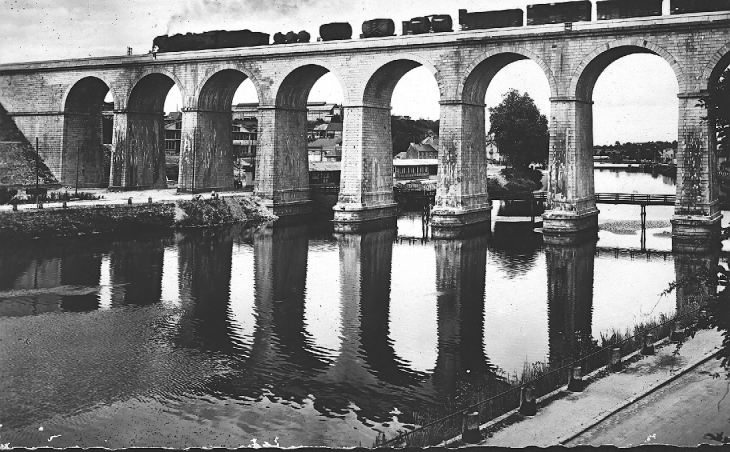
330, 227, 446, 422
546, 237, 597, 365
0, 237, 115, 316
433, 233, 498, 400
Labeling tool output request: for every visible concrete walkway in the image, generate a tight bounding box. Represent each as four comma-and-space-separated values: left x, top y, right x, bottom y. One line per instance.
0, 187, 252, 213
568, 357, 730, 447
475, 328, 723, 448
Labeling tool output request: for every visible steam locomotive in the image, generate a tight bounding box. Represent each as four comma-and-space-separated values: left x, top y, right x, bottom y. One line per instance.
151, 0, 730, 52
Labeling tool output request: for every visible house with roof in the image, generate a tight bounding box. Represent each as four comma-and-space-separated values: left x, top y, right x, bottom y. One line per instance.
308, 137, 342, 162
309, 122, 343, 141
393, 132, 439, 179
309, 161, 341, 186
306, 102, 343, 122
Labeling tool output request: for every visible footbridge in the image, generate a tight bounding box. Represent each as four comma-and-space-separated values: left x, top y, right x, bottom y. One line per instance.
1, 10, 730, 245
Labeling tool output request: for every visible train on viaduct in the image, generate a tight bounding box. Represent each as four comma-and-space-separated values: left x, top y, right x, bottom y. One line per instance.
1, 1, 730, 247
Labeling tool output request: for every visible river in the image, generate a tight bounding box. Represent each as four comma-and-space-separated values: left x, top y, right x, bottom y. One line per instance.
0, 168, 724, 448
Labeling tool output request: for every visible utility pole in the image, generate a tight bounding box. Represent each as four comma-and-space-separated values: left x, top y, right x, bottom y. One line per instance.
35, 137, 39, 204
191, 128, 196, 194
75, 144, 80, 196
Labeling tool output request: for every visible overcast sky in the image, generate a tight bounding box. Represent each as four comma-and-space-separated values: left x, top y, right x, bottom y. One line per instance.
1, 0, 680, 144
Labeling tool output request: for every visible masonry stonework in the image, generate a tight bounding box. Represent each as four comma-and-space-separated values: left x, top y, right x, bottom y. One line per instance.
1, 12, 730, 242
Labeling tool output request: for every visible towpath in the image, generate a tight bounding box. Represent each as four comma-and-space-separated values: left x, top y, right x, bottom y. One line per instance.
469, 329, 725, 448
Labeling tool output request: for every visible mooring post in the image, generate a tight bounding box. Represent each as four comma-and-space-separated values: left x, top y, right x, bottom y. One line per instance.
641, 333, 655, 355
670, 322, 685, 342
610, 347, 622, 372
148, 196, 152, 204
519, 384, 537, 416
568, 366, 583, 392
461, 410, 481, 444
128, 197, 133, 205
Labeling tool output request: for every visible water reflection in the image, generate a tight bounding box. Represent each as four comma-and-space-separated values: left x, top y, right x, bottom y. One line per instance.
337, 228, 417, 386
0, 205, 705, 447
546, 238, 597, 365
109, 236, 167, 307
674, 249, 720, 314
433, 234, 497, 399
176, 228, 235, 353
254, 224, 329, 371
490, 223, 543, 277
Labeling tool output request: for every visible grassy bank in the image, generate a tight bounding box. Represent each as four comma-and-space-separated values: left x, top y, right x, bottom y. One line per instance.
0, 195, 276, 240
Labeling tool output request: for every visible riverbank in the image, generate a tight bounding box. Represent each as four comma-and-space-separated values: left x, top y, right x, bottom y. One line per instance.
443, 328, 723, 448
0, 189, 276, 239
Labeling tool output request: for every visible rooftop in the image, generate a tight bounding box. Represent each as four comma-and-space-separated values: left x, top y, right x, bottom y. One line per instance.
309, 161, 341, 172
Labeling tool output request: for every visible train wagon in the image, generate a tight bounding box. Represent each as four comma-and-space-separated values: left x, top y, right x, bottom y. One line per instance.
402, 15, 453, 34
527, 1, 592, 25
597, 0, 663, 19
362, 19, 396, 38
458, 9, 523, 29
671, 0, 730, 14
319, 22, 353, 41
153, 30, 269, 53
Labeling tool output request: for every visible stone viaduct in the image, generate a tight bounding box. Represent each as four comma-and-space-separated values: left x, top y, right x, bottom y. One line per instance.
1, 11, 730, 242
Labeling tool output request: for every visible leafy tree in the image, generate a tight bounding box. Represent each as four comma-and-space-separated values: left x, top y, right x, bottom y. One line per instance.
489, 89, 549, 171
700, 67, 730, 158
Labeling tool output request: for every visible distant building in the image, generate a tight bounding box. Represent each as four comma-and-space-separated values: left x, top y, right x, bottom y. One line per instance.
395, 131, 439, 160
660, 148, 675, 164
309, 122, 343, 141
164, 112, 182, 154
308, 137, 342, 162
232, 103, 259, 121
309, 161, 341, 186
396, 143, 438, 160
393, 158, 438, 180
232, 120, 257, 158
486, 134, 502, 164
306, 102, 343, 123
233, 102, 343, 123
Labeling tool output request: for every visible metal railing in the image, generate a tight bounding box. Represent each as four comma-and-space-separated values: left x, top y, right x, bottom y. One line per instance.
377, 303, 706, 448
595, 193, 675, 205
392, 188, 676, 206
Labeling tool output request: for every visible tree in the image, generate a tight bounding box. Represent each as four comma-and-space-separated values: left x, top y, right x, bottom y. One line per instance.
489, 89, 549, 170
700, 67, 730, 158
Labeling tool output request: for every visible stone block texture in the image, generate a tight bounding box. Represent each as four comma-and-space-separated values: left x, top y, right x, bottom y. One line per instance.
1, 12, 729, 233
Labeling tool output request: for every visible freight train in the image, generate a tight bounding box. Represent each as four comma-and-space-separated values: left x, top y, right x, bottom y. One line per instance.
152, 0, 730, 53
153, 30, 269, 52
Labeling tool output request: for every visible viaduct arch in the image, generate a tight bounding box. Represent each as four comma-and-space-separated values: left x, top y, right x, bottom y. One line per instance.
1, 11, 729, 246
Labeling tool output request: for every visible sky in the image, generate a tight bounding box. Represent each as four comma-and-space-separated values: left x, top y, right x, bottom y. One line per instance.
1, 0, 680, 144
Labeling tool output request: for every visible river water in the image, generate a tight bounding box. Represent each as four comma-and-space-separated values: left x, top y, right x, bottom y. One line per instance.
0, 168, 725, 448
